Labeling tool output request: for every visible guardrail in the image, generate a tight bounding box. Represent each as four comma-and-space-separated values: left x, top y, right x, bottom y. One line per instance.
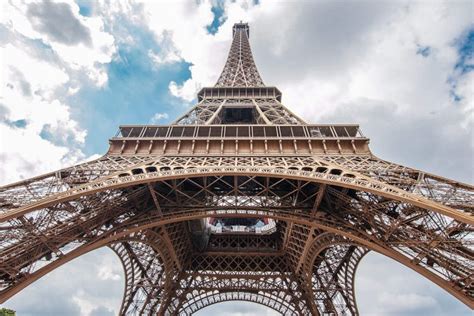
114, 124, 365, 140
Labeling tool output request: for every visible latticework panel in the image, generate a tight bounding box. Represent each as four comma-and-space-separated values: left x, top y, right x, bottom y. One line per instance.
2, 21, 472, 316
2, 155, 468, 222
173, 98, 224, 125
302, 233, 368, 316
111, 235, 170, 315
285, 223, 313, 268
215, 23, 264, 87
179, 290, 299, 315
173, 97, 305, 125
1, 167, 472, 310
176, 273, 309, 315
323, 155, 474, 214
205, 232, 282, 252
1, 154, 468, 218
0, 155, 150, 209
255, 98, 305, 124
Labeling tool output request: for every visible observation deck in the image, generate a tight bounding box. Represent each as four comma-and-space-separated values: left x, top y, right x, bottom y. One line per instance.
109, 124, 370, 155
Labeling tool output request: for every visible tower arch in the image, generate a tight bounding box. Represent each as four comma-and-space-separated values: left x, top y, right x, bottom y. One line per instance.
0, 22, 472, 315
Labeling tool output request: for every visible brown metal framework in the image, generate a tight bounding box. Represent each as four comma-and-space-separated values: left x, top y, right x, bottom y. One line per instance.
0, 22, 473, 315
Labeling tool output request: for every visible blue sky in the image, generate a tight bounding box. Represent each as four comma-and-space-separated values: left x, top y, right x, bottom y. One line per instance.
51, 1, 199, 155
66, 0, 228, 155
207, 1, 226, 34
70, 25, 191, 155
68, 0, 232, 156
69, 3, 474, 157
29, 0, 474, 161
0, 0, 473, 315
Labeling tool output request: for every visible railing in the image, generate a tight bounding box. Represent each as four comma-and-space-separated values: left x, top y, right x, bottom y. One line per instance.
114, 124, 365, 140
197, 87, 282, 101
208, 219, 277, 234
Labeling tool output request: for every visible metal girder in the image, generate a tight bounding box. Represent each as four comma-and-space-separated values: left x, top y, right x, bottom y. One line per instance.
1, 172, 472, 311
215, 23, 264, 88
0, 22, 473, 316
302, 233, 369, 315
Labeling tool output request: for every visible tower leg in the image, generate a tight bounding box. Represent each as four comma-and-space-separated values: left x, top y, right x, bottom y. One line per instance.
110, 229, 179, 315
303, 233, 368, 316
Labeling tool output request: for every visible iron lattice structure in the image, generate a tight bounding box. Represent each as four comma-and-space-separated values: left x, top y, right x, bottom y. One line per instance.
0, 23, 473, 315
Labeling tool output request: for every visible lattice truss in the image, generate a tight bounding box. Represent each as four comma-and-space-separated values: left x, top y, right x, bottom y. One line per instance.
0, 155, 473, 314
0, 22, 473, 316
174, 98, 304, 125
174, 22, 304, 126
215, 23, 264, 87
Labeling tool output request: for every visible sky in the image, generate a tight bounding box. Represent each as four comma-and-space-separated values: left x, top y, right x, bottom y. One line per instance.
0, 0, 473, 315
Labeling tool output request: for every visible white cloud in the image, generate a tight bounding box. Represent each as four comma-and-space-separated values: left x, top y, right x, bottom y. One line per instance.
356, 252, 471, 316
5, 248, 123, 316
0, 0, 118, 184
72, 290, 97, 316
2, 0, 116, 86
0, 121, 85, 184
148, 47, 181, 65
2, 1, 472, 315
98, 266, 121, 281
96, 249, 123, 282
168, 79, 202, 102
135, 0, 473, 183
195, 301, 280, 316
150, 112, 169, 123
0, 43, 86, 184
138, 0, 230, 101
1, 43, 69, 95
379, 293, 438, 313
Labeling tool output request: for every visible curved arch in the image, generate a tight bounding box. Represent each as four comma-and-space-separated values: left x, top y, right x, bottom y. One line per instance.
174, 268, 311, 314
302, 233, 368, 315
2, 162, 470, 224
109, 232, 173, 315
354, 251, 474, 315
1, 208, 471, 309
0, 171, 472, 309
180, 291, 298, 315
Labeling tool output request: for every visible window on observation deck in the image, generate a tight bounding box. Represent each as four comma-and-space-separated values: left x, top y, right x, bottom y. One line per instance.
207, 217, 276, 234
221, 107, 257, 124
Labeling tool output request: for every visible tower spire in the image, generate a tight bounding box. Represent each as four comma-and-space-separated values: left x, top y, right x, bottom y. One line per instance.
173, 22, 306, 125
0, 18, 472, 316
215, 22, 265, 87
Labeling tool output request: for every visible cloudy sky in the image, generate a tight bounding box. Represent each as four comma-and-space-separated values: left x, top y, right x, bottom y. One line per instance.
0, 0, 473, 315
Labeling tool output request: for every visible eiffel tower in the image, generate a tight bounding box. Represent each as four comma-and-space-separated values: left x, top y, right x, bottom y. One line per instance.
0, 22, 473, 315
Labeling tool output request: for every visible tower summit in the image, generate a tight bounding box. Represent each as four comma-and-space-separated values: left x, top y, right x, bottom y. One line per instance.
216, 22, 264, 87
175, 22, 304, 126
0, 23, 473, 315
